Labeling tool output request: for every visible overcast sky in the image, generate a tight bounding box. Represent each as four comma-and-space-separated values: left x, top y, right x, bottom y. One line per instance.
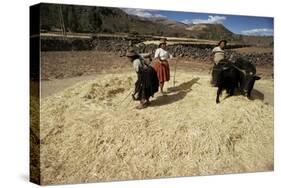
123, 8, 273, 36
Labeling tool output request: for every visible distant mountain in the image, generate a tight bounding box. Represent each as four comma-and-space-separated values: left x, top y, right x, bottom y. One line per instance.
239, 35, 273, 47
40, 3, 188, 37
40, 3, 273, 46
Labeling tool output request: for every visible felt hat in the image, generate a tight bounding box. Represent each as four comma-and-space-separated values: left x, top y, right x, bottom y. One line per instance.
126, 49, 138, 57
159, 38, 167, 45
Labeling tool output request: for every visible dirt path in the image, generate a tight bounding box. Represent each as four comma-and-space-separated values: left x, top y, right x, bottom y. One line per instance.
41, 75, 98, 98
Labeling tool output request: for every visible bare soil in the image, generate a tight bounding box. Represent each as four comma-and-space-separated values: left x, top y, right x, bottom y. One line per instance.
232, 47, 273, 54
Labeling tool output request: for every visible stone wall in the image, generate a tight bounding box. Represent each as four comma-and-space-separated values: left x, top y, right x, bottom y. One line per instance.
41, 37, 273, 65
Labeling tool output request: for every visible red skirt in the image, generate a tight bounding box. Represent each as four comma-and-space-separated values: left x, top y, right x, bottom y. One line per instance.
153, 59, 170, 82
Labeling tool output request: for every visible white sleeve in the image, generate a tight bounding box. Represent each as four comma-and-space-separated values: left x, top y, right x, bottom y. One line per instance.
212, 47, 221, 53
169, 52, 173, 59
140, 53, 151, 58
154, 48, 160, 58
163, 50, 170, 60
212, 47, 217, 53
133, 59, 141, 72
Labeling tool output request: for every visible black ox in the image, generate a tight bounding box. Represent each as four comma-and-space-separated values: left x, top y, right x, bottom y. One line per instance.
214, 58, 261, 104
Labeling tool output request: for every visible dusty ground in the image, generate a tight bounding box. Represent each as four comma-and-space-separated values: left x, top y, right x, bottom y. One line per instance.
41, 51, 273, 80
38, 51, 274, 185
41, 51, 131, 80
232, 47, 273, 54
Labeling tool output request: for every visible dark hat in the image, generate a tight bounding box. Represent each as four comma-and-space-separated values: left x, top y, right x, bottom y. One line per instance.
126, 48, 138, 57
218, 39, 227, 45
126, 51, 138, 57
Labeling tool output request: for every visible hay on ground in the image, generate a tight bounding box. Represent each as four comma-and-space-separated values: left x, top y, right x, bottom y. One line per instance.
40, 72, 273, 185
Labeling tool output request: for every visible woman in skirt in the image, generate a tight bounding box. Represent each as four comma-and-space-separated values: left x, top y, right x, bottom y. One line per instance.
153, 38, 172, 95
126, 50, 159, 109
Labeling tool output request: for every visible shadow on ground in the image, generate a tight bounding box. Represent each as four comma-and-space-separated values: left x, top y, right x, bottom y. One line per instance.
149, 77, 200, 107
249, 89, 265, 101
221, 88, 264, 103
167, 77, 200, 93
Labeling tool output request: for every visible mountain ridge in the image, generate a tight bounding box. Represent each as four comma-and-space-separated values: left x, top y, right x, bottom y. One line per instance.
40, 3, 273, 46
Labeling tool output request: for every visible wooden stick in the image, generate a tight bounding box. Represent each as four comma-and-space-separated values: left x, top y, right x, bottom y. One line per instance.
173, 59, 178, 87
118, 89, 133, 105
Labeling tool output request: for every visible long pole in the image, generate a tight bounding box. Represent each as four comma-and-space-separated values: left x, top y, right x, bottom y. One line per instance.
59, 5, 66, 37
173, 59, 178, 87
118, 89, 133, 105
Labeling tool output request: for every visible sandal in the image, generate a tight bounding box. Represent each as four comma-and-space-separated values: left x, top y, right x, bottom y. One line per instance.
136, 105, 145, 109
135, 102, 147, 109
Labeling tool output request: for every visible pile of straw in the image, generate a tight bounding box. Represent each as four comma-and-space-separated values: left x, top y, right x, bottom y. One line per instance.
40, 72, 273, 185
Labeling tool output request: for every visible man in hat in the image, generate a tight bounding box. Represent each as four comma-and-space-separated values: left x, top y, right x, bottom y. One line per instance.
153, 38, 173, 95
